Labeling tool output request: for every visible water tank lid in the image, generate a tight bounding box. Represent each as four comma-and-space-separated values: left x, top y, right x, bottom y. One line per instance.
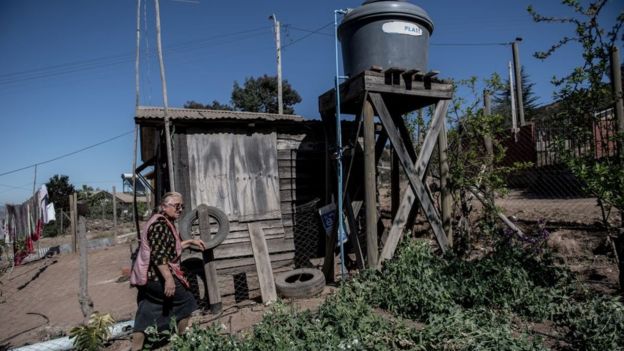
342, 0, 434, 33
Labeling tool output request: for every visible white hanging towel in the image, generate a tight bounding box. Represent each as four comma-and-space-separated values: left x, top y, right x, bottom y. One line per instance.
39, 185, 49, 223
45, 203, 56, 223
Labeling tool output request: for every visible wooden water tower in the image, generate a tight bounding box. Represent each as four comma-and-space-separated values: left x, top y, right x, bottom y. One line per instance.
318, 0, 453, 280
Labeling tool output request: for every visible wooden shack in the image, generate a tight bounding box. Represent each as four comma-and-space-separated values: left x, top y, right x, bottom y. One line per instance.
134, 107, 329, 283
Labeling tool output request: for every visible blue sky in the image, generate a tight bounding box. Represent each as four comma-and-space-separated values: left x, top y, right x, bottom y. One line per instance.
0, 0, 622, 204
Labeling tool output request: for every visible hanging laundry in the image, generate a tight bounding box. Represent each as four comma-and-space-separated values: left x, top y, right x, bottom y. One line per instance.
6, 204, 28, 241
38, 185, 49, 223
46, 202, 56, 223
0, 218, 6, 242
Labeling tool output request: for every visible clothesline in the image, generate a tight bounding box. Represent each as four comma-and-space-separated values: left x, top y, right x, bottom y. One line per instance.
2, 184, 56, 265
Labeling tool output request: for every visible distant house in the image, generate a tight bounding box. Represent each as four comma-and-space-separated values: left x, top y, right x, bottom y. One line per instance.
88, 190, 149, 218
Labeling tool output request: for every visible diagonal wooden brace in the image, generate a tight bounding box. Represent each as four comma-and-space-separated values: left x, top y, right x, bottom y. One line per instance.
377, 100, 450, 269
369, 93, 450, 257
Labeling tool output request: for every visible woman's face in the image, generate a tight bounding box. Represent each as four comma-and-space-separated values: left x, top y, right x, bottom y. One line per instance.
161, 197, 184, 220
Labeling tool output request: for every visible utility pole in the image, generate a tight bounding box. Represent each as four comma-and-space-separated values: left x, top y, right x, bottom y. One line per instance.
512, 37, 525, 127
155, 0, 176, 192
269, 14, 283, 115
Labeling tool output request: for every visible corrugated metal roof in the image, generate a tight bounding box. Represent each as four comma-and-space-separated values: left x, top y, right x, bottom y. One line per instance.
135, 106, 305, 122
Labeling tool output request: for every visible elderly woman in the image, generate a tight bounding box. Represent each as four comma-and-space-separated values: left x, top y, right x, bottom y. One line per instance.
130, 192, 205, 350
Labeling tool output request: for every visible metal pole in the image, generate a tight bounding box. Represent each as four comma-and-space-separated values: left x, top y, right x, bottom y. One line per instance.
611, 46, 624, 162
334, 9, 348, 278
509, 61, 518, 140
270, 14, 283, 115
154, 0, 176, 192
512, 38, 525, 126
610, 46, 624, 227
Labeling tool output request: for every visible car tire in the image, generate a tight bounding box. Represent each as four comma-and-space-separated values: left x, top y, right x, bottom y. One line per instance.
274, 268, 325, 299
179, 204, 229, 249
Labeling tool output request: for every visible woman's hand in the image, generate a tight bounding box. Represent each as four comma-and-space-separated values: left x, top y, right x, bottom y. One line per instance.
182, 239, 206, 251
164, 277, 175, 297
193, 239, 206, 251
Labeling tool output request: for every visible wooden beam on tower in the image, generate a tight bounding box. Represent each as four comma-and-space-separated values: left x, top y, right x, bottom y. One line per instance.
377, 100, 450, 269
369, 93, 449, 257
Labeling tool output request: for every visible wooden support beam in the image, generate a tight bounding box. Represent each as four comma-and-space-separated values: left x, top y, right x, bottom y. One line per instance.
199, 207, 222, 313
248, 223, 277, 304
378, 101, 450, 269
344, 195, 365, 269
370, 95, 450, 263
391, 150, 400, 219
322, 215, 337, 283
469, 186, 526, 238
438, 122, 452, 246
363, 98, 378, 268
318, 70, 453, 116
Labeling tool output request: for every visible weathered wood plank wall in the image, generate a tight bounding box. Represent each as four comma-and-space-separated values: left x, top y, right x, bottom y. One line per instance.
186, 130, 281, 222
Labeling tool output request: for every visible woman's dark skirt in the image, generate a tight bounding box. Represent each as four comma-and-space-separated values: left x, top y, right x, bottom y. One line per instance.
133, 278, 198, 332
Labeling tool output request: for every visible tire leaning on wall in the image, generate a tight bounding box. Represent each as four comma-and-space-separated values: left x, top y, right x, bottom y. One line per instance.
274, 268, 325, 299
179, 204, 229, 249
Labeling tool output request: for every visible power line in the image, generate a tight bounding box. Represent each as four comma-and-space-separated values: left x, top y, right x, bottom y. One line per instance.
0, 26, 271, 87
282, 21, 333, 50
0, 131, 133, 178
0, 183, 31, 191
284, 24, 333, 37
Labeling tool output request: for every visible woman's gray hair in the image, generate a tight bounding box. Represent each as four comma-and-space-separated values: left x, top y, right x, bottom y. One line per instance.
160, 191, 183, 205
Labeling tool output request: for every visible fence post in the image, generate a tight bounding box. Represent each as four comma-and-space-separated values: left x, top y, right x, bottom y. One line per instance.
69, 194, 76, 253
78, 215, 93, 322
112, 186, 118, 243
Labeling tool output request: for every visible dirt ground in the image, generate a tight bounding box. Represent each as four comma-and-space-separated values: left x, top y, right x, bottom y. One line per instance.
1, 192, 621, 350
0, 231, 332, 350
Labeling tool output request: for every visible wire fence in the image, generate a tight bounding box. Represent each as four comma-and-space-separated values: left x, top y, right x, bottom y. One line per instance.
1, 108, 621, 350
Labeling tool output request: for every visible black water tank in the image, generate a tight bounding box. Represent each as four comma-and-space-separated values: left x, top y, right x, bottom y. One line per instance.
338, 0, 434, 77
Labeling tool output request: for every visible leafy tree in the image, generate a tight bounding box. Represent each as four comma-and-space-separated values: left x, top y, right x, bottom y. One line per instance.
77, 184, 95, 201
492, 66, 540, 122
528, 0, 623, 288
231, 75, 302, 114
184, 100, 232, 110
447, 75, 530, 253
46, 174, 75, 211
528, 0, 623, 219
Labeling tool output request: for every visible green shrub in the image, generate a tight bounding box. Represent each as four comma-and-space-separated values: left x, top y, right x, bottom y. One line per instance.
69, 313, 114, 351
167, 238, 623, 351
417, 308, 547, 351
554, 296, 624, 351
